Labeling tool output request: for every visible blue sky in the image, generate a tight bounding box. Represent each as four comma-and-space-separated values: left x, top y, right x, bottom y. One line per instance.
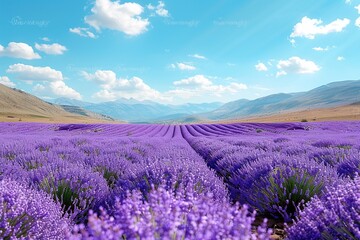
0, 0, 360, 104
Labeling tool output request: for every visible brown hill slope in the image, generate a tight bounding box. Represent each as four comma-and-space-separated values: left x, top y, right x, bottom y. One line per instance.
0, 84, 118, 123
219, 102, 360, 123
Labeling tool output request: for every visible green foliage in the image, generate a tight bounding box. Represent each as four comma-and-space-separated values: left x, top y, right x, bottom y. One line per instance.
267, 169, 324, 219
94, 166, 119, 188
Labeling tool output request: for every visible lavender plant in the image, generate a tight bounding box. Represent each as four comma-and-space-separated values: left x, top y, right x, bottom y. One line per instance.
0, 179, 69, 239
230, 155, 339, 221
69, 185, 272, 240
0, 121, 359, 239
30, 161, 110, 222
287, 176, 360, 240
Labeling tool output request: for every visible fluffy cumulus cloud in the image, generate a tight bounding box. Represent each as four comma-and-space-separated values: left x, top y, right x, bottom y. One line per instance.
7, 64, 81, 99
35, 43, 67, 55
189, 54, 207, 60
169, 75, 247, 100
337, 56, 345, 61
171, 62, 196, 71
83, 70, 247, 103
255, 62, 268, 71
48, 81, 81, 99
290, 17, 350, 39
0, 76, 16, 88
276, 57, 320, 77
7, 64, 63, 81
33, 82, 81, 100
0, 42, 41, 59
82, 70, 166, 101
69, 27, 96, 38
81, 70, 116, 86
173, 75, 212, 87
148, 1, 169, 17
85, 0, 149, 36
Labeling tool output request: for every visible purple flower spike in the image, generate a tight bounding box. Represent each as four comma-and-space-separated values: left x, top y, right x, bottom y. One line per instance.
0, 179, 69, 239
287, 176, 360, 240
69, 185, 272, 240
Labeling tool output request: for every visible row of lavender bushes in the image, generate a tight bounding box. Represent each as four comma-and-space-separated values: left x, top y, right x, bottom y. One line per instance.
1, 122, 360, 239
183, 123, 360, 239
0, 125, 271, 239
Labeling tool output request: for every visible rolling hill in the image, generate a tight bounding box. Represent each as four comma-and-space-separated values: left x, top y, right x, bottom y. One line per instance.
200, 80, 360, 120
2, 79, 359, 123
0, 84, 116, 123
217, 102, 360, 123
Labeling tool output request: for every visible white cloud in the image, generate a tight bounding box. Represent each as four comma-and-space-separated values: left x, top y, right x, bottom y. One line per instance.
227, 82, 248, 91
81, 70, 117, 86
49, 81, 81, 100
172, 75, 247, 97
0, 76, 16, 88
255, 62, 268, 71
356, 17, 360, 27
7, 64, 81, 99
35, 43, 67, 55
290, 16, 350, 39
147, 4, 155, 10
82, 70, 167, 102
174, 75, 212, 87
276, 71, 287, 78
276, 57, 320, 77
346, 0, 352, 4
69, 27, 96, 38
34, 82, 82, 100
7, 63, 63, 81
42, 37, 50, 42
0, 42, 41, 59
172, 62, 196, 71
189, 54, 207, 60
148, 1, 169, 17
355, 5, 360, 27
33, 84, 45, 92
313, 46, 329, 51
337, 56, 345, 61
84, 70, 248, 103
356, 4, 360, 13
289, 38, 296, 47
85, 0, 149, 36
155, 1, 169, 17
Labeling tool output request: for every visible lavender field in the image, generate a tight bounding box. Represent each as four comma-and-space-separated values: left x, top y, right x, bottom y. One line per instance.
1, 121, 360, 239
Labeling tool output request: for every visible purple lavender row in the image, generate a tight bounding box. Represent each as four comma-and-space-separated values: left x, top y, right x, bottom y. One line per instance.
287, 175, 360, 239
183, 123, 360, 223
0, 123, 271, 239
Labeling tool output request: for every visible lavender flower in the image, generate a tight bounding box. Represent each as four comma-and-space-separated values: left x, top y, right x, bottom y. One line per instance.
69, 185, 272, 240
287, 176, 360, 240
30, 161, 110, 222
0, 179, 69, 239
230, 155, 339, 221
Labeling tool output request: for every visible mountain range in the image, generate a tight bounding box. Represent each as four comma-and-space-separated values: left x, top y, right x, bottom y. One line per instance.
51, 98, 223, 123
200, 80, 360, 121
1, 79, 359, 123
51, 80, 360, 123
